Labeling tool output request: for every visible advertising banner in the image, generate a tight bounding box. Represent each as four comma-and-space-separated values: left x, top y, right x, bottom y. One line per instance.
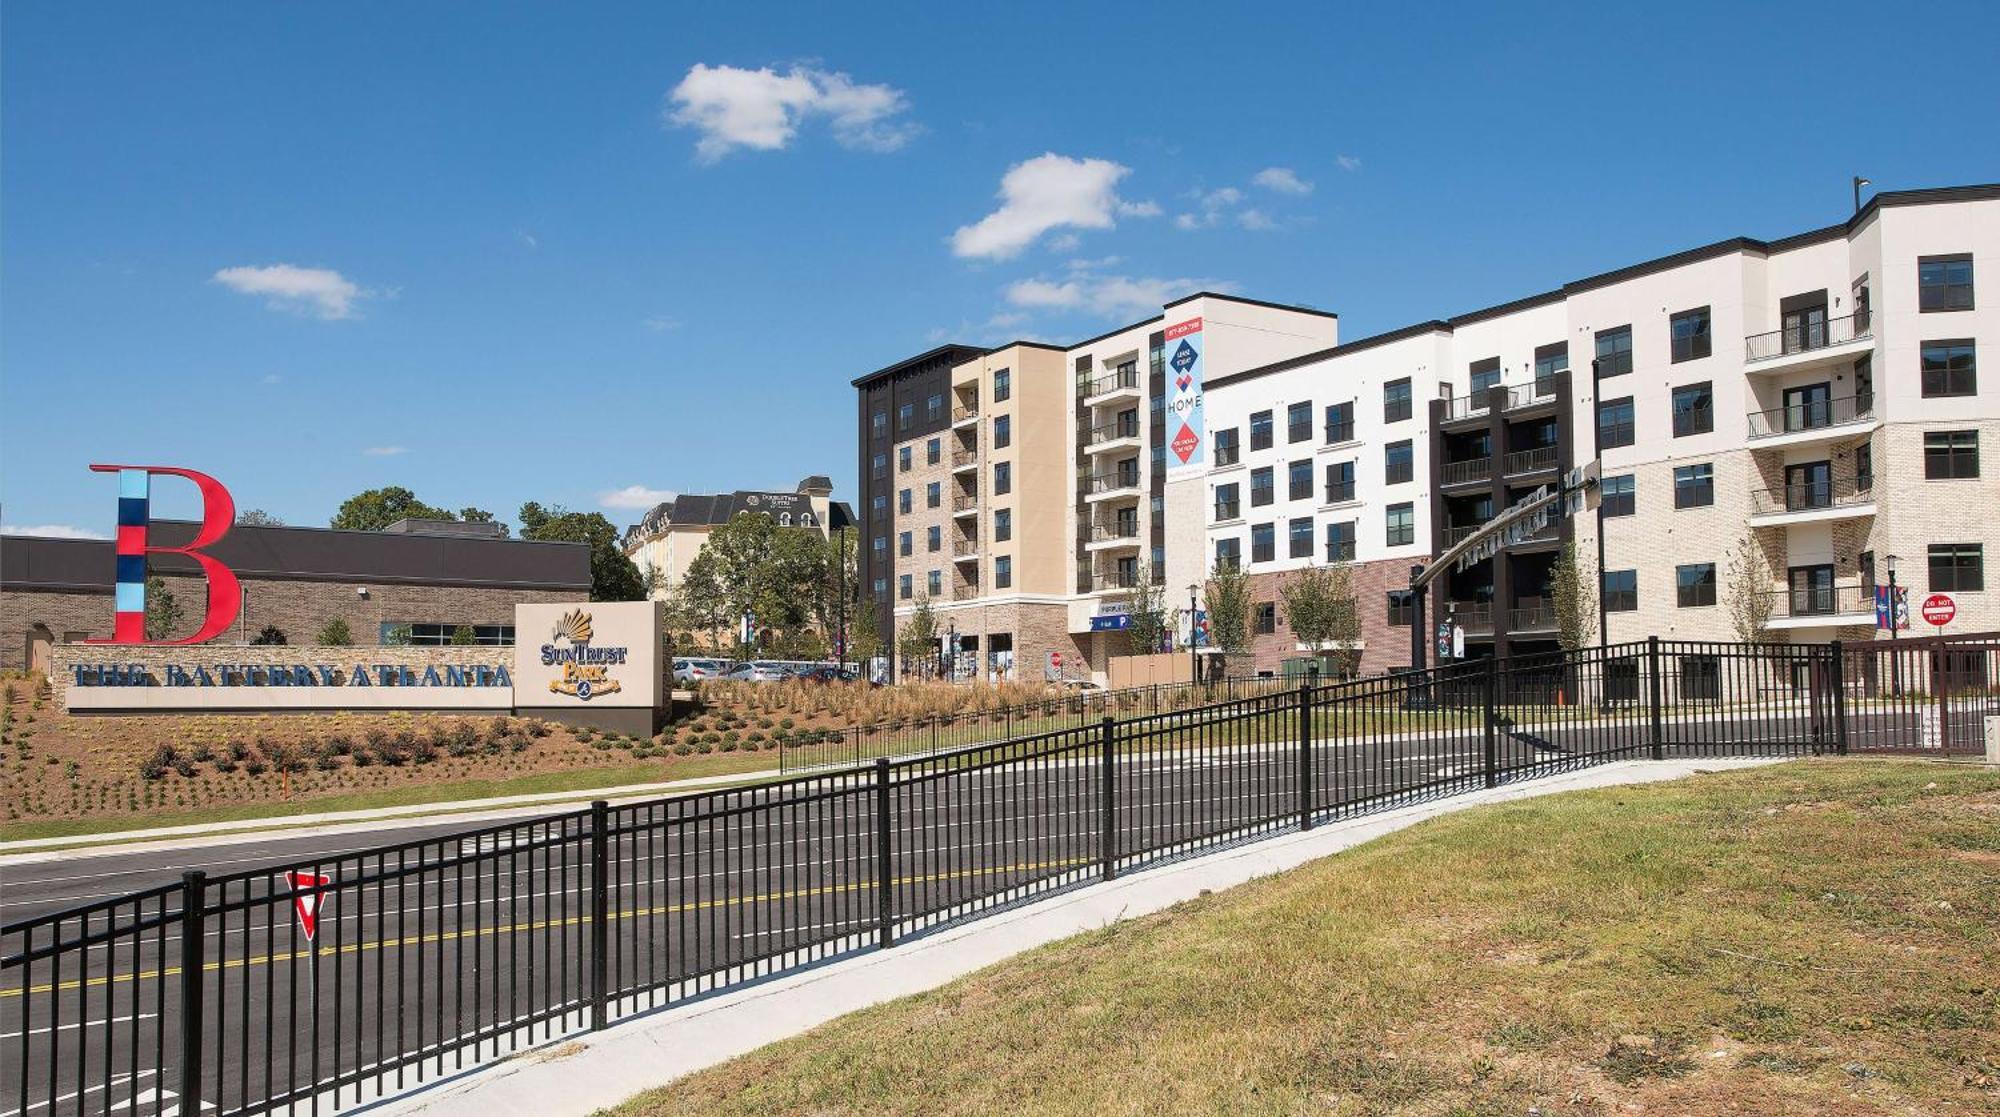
1163, 317, 1205, 472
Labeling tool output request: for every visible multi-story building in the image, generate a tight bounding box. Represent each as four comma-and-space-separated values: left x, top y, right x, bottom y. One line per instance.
856, 183, 1998, 682
619, 476, 853, 599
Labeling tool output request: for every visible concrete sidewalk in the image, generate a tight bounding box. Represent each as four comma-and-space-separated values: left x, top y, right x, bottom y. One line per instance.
361, 756, 1786, 1117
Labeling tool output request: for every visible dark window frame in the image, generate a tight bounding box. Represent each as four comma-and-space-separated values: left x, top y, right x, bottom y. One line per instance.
1385, 501, 1415, 547
1673, 463, 1715, 509
1601, 474, 1636, 517
1929, 544, 1984, 592
1919, 254, 1974, 313
1384, 439, 1414, 485
1671, 381, 1714, 437
1676, 562, 1717, 608
1287, 401, 1313, 444
1603, 569, 1638, 612
1924, 430, 1980, 480
1598, 397, 1635, 449
1249, 410, 1275, 451
1594, 325, 1633, 378
1250, 523, 1276, 564
1287, 459, 1313, 501
1670, 306, 1712, 363
1250, 466, 1275, 507
1921, 339, 1977, 398
1383, 378, 1412, 423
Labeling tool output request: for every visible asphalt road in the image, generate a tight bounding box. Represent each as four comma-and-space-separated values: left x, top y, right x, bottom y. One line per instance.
1, 696, 1955, 1117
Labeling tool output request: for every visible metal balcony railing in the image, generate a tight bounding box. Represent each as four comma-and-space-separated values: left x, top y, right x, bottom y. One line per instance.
1440, 393, 1491, 422
1089, 522, 1141, 543
1323, 479, 1356, 503
1080, 570, 1140, 593
952, 492, 979, 512
1446, 603, 1493, 634
1746, 393, 1875, 439
952, 538, 979, 557
1503, 446, 1558, 476
1748, 474, 1875, 517
1763, 583, 1873, 619
1505, 376, 1561, 409
1510, 599, 1556, 632
951, 403, 979, 423
1079, 366, 1141, 397
1213, 500, 1240, 521
1087, 419, 1142, 445
1744, 311, 1872, 363
1441, 523, 1481, 547
1438, 457, 1493, 486
1323, 418, 1355, 444
950, 448, 979, 468
1081, 472, 1143, 496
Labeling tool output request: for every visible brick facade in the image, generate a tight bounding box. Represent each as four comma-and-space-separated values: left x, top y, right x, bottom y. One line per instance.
1239, 557, 1409, 676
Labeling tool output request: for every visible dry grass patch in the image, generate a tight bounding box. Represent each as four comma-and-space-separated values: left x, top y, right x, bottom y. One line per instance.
607, 759, 1999, 1117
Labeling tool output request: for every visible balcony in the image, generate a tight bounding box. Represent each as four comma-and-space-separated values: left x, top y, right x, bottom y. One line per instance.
1086, 522, 1142, 551
1747, 474, 1877, 526
1080, 366, 1142, 402
951, 492, 979, 517
954, 580, 982, 601
951, 403, 980, 427
1085, 419, 1143, 452
1439, 392, 1491, 424
1745, 393, 1878, 449
1502, 445, 1558, 476
952, 537, 979, 559
1509, 598, 1556, 633
950, 448, 979, 472
1442, 518, 1557, 550
1437, 457, 1493, 488
1505, 376, 1562, 412
1081, 471, 1143, 502
1445, 602, 1494, 635
1079, 569, 1143, 594
1762, 584, 1876, 630
1743, 311, 1873, 374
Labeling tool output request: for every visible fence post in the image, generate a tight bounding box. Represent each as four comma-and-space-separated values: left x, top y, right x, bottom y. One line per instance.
1647, 636, 1665, 760
875, 758, 895, 948
1482, 656, 1499, 788
1100, 716, 1117, 881
1828, 641, 1850, 755
1297, 674, 1314, 830
178, 871, 206, 1117
589, 800, 608, 1030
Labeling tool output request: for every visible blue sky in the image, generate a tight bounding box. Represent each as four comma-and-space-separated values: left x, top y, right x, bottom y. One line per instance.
4, 1, 1996, 536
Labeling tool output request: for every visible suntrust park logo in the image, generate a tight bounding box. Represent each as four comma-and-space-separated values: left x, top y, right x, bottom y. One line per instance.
540, 609, 626, 701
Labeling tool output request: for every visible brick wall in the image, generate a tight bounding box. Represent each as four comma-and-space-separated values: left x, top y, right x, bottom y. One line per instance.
1239, 557, 1409, 676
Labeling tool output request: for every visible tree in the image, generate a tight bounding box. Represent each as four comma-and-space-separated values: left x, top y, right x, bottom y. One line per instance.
383, 624, 413, 646
330, 487, 456, 531
250, 624, 287, 646
1280, 562, 1361, 676
1123, 562, 1171, 656
517, 502, 645, 602
450, 624, 477, 646
316, 618, 354, 646
236, 508, 285, 526
896, 594, 939, 676
1203, 561, 1253, 655
1550, 539, 1598, 652
144, 577, 183, 641
1724, 533, 1774, 642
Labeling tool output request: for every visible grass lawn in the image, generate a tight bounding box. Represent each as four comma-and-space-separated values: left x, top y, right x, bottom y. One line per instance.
608, 759, 2000, 1116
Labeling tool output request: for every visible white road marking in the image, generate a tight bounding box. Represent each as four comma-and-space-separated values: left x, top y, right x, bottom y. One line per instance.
0, 1012, 157, 1039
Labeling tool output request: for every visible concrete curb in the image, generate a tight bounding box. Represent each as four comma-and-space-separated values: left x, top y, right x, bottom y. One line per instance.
359, 756, 1785, 1117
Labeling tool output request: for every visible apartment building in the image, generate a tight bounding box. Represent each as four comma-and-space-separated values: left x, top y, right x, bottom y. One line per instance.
855, 184, 1996, 682
620, 476, 854, 600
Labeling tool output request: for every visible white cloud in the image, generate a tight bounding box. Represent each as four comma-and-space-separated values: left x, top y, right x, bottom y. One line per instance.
363, 446, 408, 457
1173, 186, 1247, 230
1, 523, 109, 540
665, 64, 916, 162
1045, 232, 1081, 252
213, 264, 368, 320
600, 485, 678, 510
1237, 208, 1278, 231
950, 154, 1158, 260
1336, 154, 1362, 171
515, 229, 539, 250
1004, 273, 1234, 319
1252, 167, 1313, 195
643, 315, 683, 332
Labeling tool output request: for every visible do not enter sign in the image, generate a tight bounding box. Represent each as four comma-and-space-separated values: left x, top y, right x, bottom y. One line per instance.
1921, 593, 1957, 627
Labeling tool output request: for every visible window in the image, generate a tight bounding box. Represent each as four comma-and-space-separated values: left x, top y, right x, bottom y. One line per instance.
1534, 341, 1569, 381
873, 577, 887, 599
993, 462, 1011, 495
1385, 502, 1415, 547
1676, 563, 1717, 607
1289, 517, 1314, 558
871, 452, 887, 479
1921, 340, 1977, 397
1856, 442, 1873, 490
1925, 431, 1980, 479
1594, 325, 1633, 378
993, 368, 1012, 401
1860, 551, 1877, 593
898, 531, 912, 557
993, 415, 1011, 449
1214, 537, 1241, 572
897, 402, 914, 431
1250, 410, 1274, 451
1287, 402, 1312, 443
1930, 544, 1984, 592
1325, 460, 1356, 503
872, 535, 887, 557
927, 570, 942, 596
1386, 590, 1414, 627
896, 489, 911, 514
385, 622, 516, 646
1213, 427, 1239, 466
926, 482, 941, 508
1603, 569, 1638, 612
872, 411, 888, 439
1326, 520, 1355, 562
926, 394, 944, 422
1324, 400, 1354, 443
898, 446, 912, 472
872, 494, 889, 523
1255, 602, 1277, 635
1250, 466, 1275, 507
995, 556, 1012, 589
1469, 357, 1501, 395
1680, 655, 1722, 702
927, 525, 941, 552
995, 509, 1012, 542
1214, 483, 1241, 521
898, 574, 912, 600
1251, 523, 1275, 563
1673, 463, 1715, 508
1384, 440, 1413, 484
1598, 397, 1635, 449
1671, 382, 1713, 437
926, 438, 941, 465
1383, 378, 1412, 423
1670, 306, 1711, 362
1288, 459, 1313, 501
1601, 474, 1636, 517
1919, 254, 1974, 312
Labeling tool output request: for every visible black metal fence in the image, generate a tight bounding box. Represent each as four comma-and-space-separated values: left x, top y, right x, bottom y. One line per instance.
3, 636, 1985, 1117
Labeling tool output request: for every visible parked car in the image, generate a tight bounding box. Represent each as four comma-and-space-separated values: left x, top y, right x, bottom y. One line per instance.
797, 665, 869, 685
724, 660, 793, 682
672, 657, 730, 683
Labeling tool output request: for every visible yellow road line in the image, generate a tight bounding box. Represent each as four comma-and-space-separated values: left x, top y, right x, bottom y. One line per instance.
1, 856, 1093, 999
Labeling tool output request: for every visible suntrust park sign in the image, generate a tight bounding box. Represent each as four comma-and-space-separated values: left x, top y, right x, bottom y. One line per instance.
515, 602, 659, 727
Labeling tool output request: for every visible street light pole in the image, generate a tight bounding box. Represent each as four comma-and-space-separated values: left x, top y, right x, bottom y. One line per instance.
1886, 553, 1902, 696
835, 526, 847, 668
